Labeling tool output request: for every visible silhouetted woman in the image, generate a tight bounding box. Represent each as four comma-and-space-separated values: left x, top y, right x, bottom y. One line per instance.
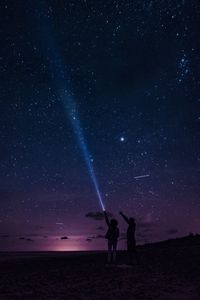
104, 211, 119, 264
119, 211, 139, 264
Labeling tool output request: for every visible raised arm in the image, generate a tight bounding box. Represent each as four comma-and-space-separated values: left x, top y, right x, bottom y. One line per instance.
119, 211, 130, 224
104, 211, 110, 226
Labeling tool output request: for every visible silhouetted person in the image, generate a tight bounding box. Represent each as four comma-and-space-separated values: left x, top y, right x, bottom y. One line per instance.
119, 211, 139, 265
104, 211, 119, 264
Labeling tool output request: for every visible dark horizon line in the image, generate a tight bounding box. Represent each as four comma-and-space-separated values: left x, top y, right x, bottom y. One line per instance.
0, 233, 199, 253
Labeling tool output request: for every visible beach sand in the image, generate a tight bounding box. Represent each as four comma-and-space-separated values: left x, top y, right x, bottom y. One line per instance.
0, 244, 199, 299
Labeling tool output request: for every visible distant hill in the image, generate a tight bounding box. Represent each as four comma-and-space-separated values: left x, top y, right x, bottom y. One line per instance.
142, 233, 200, 248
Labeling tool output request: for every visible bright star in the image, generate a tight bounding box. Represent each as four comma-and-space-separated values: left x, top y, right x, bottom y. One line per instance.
120, 137, 125, 142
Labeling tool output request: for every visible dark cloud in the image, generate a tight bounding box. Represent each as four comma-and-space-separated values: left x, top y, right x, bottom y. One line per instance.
85, 211, 113, 221
1, 235, 9, 238
86, 238, 93, 242
167, 229, 178, 235
26, 238, 34, 242
86, 234, 104, 241
60, 236, 68, 240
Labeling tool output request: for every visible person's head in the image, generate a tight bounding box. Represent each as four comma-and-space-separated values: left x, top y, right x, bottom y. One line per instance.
110, 218, 118, 227
129, 217, 135, 225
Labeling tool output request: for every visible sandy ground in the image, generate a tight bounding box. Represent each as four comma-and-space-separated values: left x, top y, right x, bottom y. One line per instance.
0, 245, 199, 300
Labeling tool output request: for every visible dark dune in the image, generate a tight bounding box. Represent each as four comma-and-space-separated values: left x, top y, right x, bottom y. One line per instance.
0, 236, 200, 300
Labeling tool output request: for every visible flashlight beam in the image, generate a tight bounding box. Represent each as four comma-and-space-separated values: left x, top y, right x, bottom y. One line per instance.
65, 98, 105, 211
33, 2, 105, 211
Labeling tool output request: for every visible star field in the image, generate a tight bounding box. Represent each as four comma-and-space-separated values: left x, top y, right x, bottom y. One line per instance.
0, 0, 200, 251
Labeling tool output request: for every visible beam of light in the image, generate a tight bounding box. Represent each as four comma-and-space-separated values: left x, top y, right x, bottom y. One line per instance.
134, 174, 150, 179
64, 94, 105, 211
33, 1, 105, 211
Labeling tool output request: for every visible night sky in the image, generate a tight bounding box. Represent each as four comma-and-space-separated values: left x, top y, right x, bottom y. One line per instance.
0, 0, 200, 251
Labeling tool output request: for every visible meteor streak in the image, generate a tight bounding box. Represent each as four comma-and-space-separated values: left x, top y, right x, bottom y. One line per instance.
33, 2, 105, 211
134, 174, 150, 179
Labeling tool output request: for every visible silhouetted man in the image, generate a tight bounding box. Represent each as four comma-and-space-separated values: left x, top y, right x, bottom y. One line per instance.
119, 211, 139, 265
